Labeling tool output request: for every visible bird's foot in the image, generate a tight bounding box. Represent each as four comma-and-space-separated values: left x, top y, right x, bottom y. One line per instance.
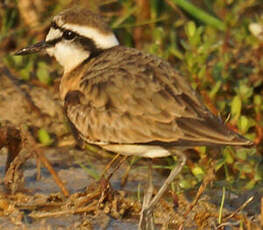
97, 176, 114, 208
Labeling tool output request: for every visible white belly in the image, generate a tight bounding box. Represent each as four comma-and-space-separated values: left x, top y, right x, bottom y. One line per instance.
100, 144, 171, 158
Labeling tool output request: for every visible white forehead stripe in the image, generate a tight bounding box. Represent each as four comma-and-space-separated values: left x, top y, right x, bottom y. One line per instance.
61, 24, 119, 49
45, 28, 62, 41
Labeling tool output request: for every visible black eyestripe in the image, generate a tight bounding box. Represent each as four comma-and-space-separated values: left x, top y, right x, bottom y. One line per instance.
49, 21, 103, 58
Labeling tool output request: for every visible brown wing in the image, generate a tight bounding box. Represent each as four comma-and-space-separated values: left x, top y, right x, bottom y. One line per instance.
64, 46, 251, 146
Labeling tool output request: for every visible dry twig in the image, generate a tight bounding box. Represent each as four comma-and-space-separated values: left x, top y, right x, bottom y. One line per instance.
20, 126, 70, 197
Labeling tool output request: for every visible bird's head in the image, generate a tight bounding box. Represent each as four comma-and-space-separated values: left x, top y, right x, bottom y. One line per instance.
15, 7, 119, 73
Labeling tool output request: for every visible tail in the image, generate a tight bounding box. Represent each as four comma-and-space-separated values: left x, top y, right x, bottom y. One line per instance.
176, 114, 253, 147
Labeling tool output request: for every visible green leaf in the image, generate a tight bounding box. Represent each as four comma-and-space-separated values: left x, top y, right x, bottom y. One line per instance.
215, 159, 225, 171
153, 27, 165, 43
209, 81, 222, 99
231, 95, 242, 122
12, 55, 24, 66
212, 62, 223, 81
19, 61, 33, 81
237, 116, 249, 133
254, 95, 262, 113
235, 149, 248, 161
234, 162, 252, 174
191, 165, 204, 181
238, 116, 256, 134
239, 84, 253, 100
244, 179, 256, 190
197, 65, 206, 80
38, 128, 53, 146
254, 94, 262, 106
198, 146, 206, 159
179, 175, 196, 189
37, 62, 52, 85
20, 68, 31, 81
185, 21, 196, 38
223, 148, 234, 164
255, 165, 263, 181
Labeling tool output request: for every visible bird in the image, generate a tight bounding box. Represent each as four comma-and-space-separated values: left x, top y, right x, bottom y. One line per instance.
15, 7, 253, 229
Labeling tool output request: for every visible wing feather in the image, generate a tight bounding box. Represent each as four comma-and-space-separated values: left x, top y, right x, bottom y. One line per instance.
64, 46, 250, 146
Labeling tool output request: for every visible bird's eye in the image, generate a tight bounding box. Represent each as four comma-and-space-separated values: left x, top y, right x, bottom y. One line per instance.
63, 30, 76, 40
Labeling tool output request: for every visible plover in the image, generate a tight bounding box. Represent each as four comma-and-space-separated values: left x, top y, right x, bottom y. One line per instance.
15, 7, 253, 229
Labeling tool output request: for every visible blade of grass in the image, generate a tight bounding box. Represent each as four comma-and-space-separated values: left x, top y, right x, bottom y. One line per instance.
172, 0, 225, 31
78, 161, 100, 181
218, 186, 226, 224
111, 6, 137, 28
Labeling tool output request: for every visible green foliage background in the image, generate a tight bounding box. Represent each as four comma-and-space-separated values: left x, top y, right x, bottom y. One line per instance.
1, 0, 263, 192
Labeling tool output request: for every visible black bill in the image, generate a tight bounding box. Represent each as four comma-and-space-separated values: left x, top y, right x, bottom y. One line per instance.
14, 40, 55, 56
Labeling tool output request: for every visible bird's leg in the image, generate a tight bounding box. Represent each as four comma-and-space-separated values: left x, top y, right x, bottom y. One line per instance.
139, 159, 155, 230
138, 150, 186, 230
148, 150, 186, 209
97, 155, 128, 208
104, 155, 128, 182
100, 153, 121, 180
